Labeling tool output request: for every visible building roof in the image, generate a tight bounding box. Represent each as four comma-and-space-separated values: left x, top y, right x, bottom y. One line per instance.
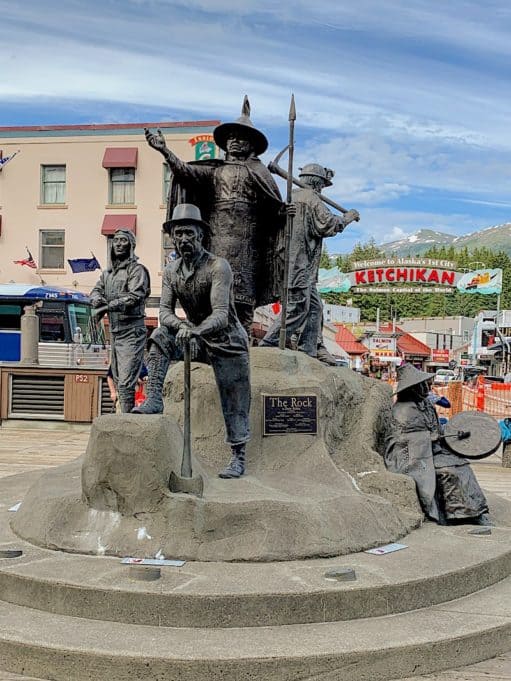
377, 323, 431, 357
0, 121, 221, 139
334, 325, 369, 356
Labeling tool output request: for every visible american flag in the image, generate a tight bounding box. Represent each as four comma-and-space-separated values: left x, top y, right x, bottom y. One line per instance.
13, 247, 37, 269
0, 151, 18, 169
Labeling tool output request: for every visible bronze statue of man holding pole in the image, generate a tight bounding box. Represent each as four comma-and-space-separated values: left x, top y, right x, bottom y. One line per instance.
134, 203, 251, 479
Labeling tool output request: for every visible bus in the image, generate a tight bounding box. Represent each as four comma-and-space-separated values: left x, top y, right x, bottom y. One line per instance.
0, 284, 108, 368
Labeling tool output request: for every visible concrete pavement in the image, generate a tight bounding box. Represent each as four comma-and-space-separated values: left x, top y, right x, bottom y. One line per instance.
0, 421, 510, 680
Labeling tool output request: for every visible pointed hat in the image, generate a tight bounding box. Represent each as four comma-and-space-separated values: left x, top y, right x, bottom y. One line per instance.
395, 363, 433, 394
214, 96, 268, 156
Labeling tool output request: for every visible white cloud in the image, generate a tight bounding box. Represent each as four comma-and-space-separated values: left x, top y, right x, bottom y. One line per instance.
382, 227, 409, 243
2, 0, 511, 241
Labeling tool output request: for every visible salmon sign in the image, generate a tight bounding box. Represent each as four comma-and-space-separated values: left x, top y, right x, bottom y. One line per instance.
317, 259, 502, 295
188, 134, 216, 160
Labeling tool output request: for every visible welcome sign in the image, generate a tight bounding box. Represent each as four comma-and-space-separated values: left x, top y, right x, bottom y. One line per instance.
318, 259, 502, 295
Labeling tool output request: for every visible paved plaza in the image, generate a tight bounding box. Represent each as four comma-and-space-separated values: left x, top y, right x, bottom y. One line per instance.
0, 421, 510, 681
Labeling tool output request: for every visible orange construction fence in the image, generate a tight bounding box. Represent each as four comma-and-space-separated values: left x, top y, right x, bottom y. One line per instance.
434, 378, 511, 419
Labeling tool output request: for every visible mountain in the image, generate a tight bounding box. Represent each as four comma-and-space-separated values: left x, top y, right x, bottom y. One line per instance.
378, 223, 511, 257
379, 229, 455, 256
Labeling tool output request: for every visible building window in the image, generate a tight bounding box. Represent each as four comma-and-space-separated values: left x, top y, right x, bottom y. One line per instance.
163, 163, 171, 203
41, 165, 66, 204
40, 230, 65, 269
106, 235, 114, 269
109, 168, 135, 204
161, 232, 176, 269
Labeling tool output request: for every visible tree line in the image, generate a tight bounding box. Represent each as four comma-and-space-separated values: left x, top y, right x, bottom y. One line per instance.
319, 240, 511, 323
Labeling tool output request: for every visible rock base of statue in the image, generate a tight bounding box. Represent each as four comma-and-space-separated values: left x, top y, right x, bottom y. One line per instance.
11, 349, 422, 561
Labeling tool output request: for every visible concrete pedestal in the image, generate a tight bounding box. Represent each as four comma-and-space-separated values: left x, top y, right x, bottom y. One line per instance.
11, 349, 422, 561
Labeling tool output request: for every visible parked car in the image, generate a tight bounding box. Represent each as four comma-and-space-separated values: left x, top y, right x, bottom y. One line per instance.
433, 369, 456, 385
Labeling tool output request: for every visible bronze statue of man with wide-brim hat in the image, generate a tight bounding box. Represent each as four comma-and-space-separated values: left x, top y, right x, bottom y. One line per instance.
145, 96, 285, 337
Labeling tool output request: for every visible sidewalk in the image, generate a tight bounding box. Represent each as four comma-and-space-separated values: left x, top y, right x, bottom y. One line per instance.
0, 423, 510, 681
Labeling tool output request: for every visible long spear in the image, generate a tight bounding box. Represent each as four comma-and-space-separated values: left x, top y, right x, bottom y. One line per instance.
278, 94, 296, 350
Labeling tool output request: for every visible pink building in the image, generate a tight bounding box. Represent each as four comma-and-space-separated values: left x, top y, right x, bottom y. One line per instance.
0, 120, 220, 310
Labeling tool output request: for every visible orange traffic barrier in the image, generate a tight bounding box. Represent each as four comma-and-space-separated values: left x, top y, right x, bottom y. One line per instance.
476, 375, 485, 411
490, 383, 511, 391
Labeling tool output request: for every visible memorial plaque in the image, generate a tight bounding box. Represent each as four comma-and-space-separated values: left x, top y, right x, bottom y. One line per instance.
262, 394, 318, 436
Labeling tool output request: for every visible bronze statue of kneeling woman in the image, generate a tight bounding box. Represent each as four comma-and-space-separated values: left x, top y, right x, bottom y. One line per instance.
385, 363, 491, 526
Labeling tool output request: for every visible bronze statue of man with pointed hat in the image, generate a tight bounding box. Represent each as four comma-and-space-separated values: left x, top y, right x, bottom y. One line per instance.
145, 96, 285, 336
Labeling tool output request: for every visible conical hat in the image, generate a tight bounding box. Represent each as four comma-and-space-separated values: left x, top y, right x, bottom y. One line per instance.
214, 96, 268, 156
395, 363, 433, 393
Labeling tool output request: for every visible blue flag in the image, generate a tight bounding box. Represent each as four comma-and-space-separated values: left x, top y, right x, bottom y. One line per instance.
68, 256, 101, 273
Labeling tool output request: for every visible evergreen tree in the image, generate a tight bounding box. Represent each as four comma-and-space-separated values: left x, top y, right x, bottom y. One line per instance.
319, 244, 332, 269
321, 241, 511, 322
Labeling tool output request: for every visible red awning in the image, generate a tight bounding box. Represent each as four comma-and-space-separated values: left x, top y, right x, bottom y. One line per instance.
102, 147, 138, 168
101, 214, 137, 236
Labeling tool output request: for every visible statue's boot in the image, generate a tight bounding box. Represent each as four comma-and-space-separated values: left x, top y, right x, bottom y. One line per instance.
118, 391, 135, 414
218, 443, 246, 479
316, 343, 339, 366
132, 349, 170, 414
476, 512, 494, 526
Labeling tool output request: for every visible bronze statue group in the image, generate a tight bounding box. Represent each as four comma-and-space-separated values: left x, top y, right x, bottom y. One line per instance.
90, 97, 491, 526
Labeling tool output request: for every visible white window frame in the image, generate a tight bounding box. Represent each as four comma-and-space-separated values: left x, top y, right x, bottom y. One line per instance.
163, 163, 171, 203
109, 167, 135, 205
41, 165, 66, 204
39, 229, 65, 270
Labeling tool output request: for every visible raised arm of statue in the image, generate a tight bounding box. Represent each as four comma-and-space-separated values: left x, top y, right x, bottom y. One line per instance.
144, 128, 169, 155
145, 127, 210, 187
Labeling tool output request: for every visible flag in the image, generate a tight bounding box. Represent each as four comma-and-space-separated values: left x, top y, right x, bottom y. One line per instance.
13, 248, 37, 269
68, 255, 101, 273
0, 151, 18, 170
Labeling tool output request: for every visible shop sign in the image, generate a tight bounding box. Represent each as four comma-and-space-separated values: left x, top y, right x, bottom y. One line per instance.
368, 336, 396, 358
188, 134, 216, 160
432, 349, 450, 362
317, 260, 502, 296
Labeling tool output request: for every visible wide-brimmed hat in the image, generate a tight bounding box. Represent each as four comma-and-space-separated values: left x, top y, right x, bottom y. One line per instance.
213, 95, 268, 156
395, 363, 433, 394
163, 203, 210, 235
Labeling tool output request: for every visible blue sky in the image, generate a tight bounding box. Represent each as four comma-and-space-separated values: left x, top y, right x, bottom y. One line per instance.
2, 0, 511, 253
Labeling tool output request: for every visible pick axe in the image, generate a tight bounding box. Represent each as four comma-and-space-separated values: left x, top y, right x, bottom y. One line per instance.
169, 340, 204, 497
